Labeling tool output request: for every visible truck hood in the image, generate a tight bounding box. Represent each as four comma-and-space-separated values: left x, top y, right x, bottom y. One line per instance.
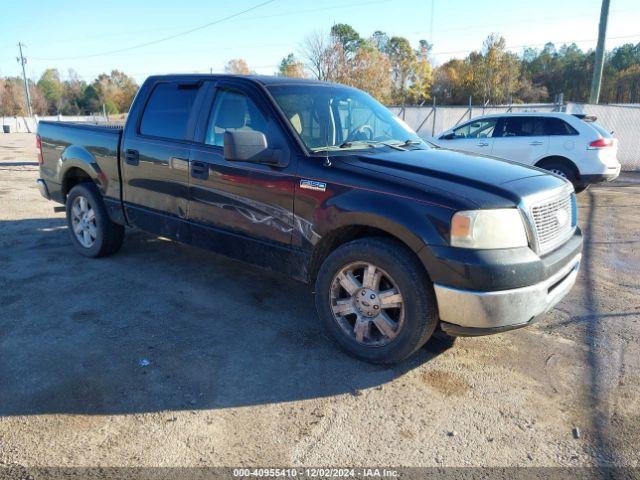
341, 147, 568, 209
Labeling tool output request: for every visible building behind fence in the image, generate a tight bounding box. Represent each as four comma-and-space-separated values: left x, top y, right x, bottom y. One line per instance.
3, 102, 639, 170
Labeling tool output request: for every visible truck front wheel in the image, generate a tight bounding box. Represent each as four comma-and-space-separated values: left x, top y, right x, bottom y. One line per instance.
315, 238, 438, 364
65, 183, 124, 258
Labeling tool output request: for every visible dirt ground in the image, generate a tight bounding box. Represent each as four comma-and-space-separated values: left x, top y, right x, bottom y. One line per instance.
0, 133, 639, 469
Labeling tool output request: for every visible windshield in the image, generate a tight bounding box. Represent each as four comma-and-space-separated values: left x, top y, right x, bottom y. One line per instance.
267, 84, 425, 152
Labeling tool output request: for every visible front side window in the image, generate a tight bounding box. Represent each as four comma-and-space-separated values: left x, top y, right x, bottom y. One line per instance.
268, 84, 424, 152
139, 82, 200, 140
495, 117, 546, 137
452, 119, 497, 139
205, 90, 268, 147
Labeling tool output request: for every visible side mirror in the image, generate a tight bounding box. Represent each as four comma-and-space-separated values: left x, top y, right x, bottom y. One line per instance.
440, 132, 455, 140
223, 130, 285, 166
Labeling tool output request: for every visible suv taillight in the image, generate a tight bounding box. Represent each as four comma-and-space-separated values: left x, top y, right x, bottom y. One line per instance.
36, 134, 43, 165
588, 138, 613, 149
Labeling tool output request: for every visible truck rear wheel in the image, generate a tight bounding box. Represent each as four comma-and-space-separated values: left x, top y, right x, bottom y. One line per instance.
65, 183, 124, 258
315, 237, 438, 364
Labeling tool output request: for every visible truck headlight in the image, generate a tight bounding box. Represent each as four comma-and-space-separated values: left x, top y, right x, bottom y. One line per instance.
450, 209, 528, 249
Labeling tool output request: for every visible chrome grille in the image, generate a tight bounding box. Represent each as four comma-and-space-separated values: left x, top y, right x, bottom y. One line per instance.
530, 193, 575, 254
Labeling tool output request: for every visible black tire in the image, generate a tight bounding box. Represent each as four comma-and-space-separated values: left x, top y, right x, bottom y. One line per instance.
314, 237, 438, 364
540, 161, 582, 192
65, 182, 124, 258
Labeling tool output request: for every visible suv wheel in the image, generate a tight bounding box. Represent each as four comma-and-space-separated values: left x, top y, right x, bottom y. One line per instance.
66, 183, 124, 257
315, 238, 438, 364
542, 161, 587, 193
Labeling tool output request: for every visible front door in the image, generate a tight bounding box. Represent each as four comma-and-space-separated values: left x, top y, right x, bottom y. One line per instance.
444, 117, 498, 155
187, 81, 296, 263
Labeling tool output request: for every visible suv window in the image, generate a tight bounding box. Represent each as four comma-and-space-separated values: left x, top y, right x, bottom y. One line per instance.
205, 90, 268, 147
452, 119, 497, 139
495, 117, 546, 137
139, 82, 200, 140
545, 117, 578, 135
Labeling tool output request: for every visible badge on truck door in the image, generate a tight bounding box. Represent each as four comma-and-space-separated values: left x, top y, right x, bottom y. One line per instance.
300, 179, 327, 192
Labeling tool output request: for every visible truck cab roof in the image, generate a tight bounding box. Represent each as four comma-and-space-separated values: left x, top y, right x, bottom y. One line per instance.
144, 73, 343, 88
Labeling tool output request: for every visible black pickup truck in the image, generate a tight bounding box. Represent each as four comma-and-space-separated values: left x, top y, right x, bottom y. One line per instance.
37, 74, 583, 364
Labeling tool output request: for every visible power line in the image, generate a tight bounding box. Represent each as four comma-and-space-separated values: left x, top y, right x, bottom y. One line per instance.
225, 0, 391, 22
29, 0, 276, 61
27, 0, 392, 62
431, 33, 640, 57
410, 6, 637, 38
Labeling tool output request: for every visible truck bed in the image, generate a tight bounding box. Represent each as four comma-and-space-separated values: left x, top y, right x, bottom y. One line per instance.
37, 120, 123, 204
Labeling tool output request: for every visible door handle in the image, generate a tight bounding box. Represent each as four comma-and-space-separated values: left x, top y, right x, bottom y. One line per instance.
190, 160, 209, 180
170, 157, 189, 171
125, 149, 139, 166
477, 142, 489, 147
529, 141, 544, 146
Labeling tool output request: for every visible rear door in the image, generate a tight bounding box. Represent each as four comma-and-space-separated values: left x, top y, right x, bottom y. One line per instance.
121, 80, 205, 238
187, 80, 296, 254
440, 117, 498, 155
491, 116, 549, 165
545, 116, 579, 159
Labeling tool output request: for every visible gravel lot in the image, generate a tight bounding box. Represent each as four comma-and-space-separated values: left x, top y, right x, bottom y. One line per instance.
0, 133, 639, 469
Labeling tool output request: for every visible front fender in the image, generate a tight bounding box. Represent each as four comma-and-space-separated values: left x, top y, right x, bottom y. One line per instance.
316, 188, 452, 252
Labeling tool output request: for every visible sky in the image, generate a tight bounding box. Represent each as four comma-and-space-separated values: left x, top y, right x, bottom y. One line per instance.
1, 0, 639, 84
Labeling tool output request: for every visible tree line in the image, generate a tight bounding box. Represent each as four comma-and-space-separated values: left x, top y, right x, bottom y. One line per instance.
0, 69, 138, 117
2, 25, 639, 117
235, 24, 640, 106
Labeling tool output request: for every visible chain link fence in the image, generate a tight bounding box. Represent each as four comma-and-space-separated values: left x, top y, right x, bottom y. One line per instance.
389, 103, 559, 138
564, 102, 640, 171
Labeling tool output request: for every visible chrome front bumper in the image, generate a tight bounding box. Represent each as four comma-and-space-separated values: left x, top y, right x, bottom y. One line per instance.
434, 253, 581, 335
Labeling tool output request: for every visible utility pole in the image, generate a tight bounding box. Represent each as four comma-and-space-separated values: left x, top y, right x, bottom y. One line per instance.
589, 0, 610, 104
16, 42, 33, 117
429, 0, 435, 43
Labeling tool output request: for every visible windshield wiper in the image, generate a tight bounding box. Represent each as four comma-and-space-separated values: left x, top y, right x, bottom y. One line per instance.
315, 140, 409, 152
338, 140, 383, 149
364, 140, 407, 151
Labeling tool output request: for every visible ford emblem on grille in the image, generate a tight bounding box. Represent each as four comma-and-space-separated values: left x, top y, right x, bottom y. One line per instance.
554, 208, 569, 228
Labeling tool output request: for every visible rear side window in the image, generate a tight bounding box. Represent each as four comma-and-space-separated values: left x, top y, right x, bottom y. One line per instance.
496, 117, 546, 137
139, 82, 200, 140
545, 118, 578, 135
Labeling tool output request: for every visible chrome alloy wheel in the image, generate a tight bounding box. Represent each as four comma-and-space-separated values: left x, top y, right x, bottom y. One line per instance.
549, 168, 568, 179
71, 195, 97, 248
329, 262, 405, 347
